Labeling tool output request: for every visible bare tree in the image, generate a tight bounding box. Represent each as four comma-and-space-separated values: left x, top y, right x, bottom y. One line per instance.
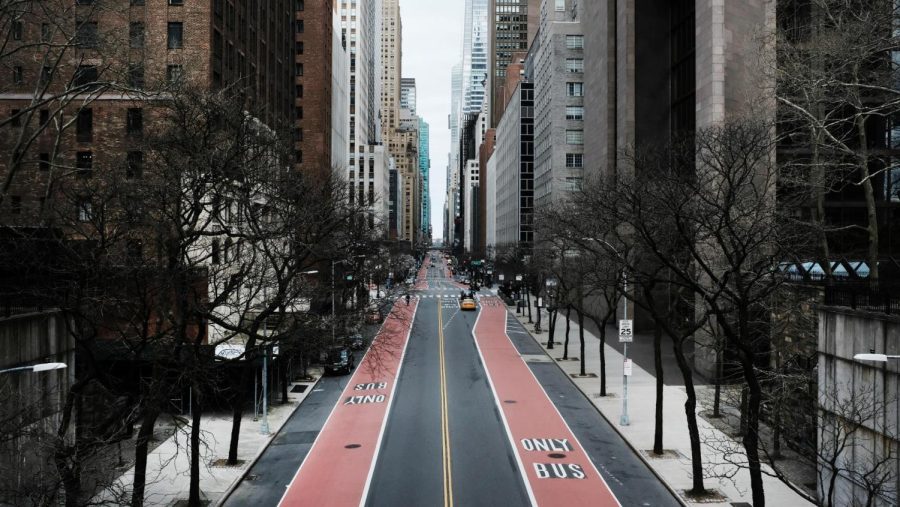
774, 0, 900, 280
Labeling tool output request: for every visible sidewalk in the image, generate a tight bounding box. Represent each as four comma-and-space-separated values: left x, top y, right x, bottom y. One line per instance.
508, 307, 812, 506
98, 371, 321, 506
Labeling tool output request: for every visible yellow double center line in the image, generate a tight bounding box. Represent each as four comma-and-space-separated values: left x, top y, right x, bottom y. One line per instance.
438, 298, 454, 507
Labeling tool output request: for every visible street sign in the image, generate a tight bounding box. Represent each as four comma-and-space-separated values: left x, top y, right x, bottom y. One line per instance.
536, 297, 543, 308
618, 319, 633, 343
499, 274, 505, 281
623, 359, 633, 376
273, 346, 280, 357
515, 275, 523, 281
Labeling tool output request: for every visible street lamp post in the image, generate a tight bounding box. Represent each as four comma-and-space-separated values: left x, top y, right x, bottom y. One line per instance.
332, 256, 365, 343
0, 362, 67, 375
582, 237, 630, 426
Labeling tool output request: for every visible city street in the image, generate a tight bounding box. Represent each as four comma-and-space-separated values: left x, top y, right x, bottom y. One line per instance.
225, 258, 678, 506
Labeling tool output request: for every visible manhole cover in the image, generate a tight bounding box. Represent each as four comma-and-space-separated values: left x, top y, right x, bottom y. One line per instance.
548, 453, 566, 459
503, 400, 517, 404
290, 384, 308, 393
345, 444, 362, 449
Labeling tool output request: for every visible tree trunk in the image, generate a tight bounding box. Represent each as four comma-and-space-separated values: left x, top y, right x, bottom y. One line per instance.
653, 322, 664, 455
563, 306, 571, 360
578, 309, 586, 376
547, 309, 556, 348
598, 321, 607, 396
855, 113, 879, 281
188, 383, 202, 506
227, 366, 249, 464
54, 447, 81, 507
673, 337, 706, 494
811, 127, 833, 279
740, 386, 749, 437
712, 343, 722, 418
132, 408, 160, 507
280, 358, 289, 404
741, 349, 766, 507
526, 290, 533, 323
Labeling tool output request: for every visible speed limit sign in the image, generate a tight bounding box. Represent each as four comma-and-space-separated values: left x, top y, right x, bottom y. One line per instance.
618, 319, 633, 343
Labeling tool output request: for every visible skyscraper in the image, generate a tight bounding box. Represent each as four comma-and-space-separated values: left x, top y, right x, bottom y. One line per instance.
419, 118, 431, 237
461, 0, 489, 115
400, 78, 417, 115
487, 0, 540, 127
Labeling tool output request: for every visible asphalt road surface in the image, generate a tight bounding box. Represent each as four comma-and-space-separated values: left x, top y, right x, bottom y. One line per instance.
224, 254, 679, 507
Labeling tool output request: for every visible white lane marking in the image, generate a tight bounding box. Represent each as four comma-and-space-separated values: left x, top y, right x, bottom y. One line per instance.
359, 303, 419, 507
469, 309, 538, 507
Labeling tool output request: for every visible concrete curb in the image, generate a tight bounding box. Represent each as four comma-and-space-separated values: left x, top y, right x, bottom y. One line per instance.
215, 375, 324, 507
507, 306, 689, 507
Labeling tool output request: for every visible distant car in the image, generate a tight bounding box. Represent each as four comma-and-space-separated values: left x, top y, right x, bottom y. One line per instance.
349, 333, 365, 350
460, 297, 477, 311
365, 309, 382, 324
324, 346, 355, 375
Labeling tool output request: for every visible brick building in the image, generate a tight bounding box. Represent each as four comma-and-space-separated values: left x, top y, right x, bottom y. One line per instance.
0, 0, 294, 227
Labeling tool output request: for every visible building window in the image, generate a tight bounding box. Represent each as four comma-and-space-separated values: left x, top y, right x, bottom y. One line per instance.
565, 35, 584, 49
39, 153, 50, 170
211, 240, 220, 264
75, 21, 99, 49
10, 196, 21, 215
564, 177, 583, 191
131, 0, 145, 4
41, 23, 50, 42
126, 151, 143, 178
169, 0, 183, 4
296, 63, 303, 76
76, 151, 93, 176
566, 153, 584, 167
12, 66, 22, 85
566, 82, 584, 97
167, 64, 183, 83
565, 130, 584, 145
39, 109, 49, 126
566, 58, 584, 73
40, 66, 50, 85
77, 198, 92, 222
167, 22, 183, 49
76, 108, 93, 142
295, 20, 304, 33
74, 65, 98, 87
9, 109, 20, 127
129, 22, 144, 48
566, 106, 584, 120
12, 21, 23, 41
126, 108, 143, 135
126, 239, 143, 263
128, 63, 144, 89
555, 0, 565, 11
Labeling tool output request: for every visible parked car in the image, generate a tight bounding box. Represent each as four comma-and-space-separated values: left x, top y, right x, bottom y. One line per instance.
324, 345, 355, 375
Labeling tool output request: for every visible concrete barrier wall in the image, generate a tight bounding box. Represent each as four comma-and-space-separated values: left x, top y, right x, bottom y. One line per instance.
818, 307, 900, 506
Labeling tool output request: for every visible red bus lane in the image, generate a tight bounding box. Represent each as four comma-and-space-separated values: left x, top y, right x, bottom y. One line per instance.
414, 257, 430, 290
473, 298, 621, 507
278, 300, 418, 507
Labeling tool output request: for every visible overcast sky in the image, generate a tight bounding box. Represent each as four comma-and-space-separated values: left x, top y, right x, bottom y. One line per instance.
402, 1, 465, 241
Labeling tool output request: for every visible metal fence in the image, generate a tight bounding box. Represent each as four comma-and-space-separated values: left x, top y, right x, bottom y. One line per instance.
823, 282, 900, 314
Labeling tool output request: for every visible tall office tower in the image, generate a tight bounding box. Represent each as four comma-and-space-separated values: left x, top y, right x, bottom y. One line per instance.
339, 0, 389, 234
340, 0, 381, 150
446, 61, 464, 248
400, 78, 417, 115
382, 0, 420, 246
487, 0, 540, 127
419, 118, 431, 237
531, 0, 583, 216
295, 0, 349, 178
461, 0, 490, 115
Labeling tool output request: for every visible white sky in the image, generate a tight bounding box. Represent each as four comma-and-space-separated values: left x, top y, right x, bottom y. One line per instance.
401, 1, 465, 241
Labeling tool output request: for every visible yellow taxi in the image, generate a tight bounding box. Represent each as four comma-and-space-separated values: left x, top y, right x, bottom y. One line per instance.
460, 297, 477, 311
